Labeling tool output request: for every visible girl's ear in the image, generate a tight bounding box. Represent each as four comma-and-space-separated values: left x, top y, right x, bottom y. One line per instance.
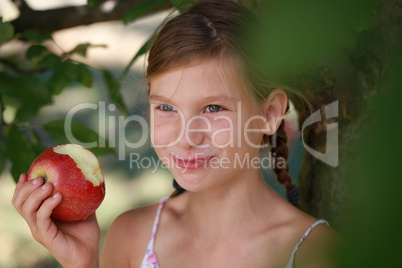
263, 89, 288, 135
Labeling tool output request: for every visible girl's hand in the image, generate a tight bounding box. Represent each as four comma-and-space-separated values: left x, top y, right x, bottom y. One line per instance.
12, 174, 100, 268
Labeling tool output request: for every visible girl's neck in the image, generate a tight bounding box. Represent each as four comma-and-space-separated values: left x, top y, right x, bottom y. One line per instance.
180, 169, 277, 237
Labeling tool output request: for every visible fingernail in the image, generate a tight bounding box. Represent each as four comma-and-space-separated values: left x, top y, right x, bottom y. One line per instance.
32, 178, 38, 185
42, 183, 47, 190
52, 193, 60, 199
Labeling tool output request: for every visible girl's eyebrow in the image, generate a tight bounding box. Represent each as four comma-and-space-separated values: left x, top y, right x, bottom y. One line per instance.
148, 94, 236, 103
202, 95, 236, 103
148, 94, 170, 102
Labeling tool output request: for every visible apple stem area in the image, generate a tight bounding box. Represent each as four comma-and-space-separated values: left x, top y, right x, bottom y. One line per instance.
43, 176, 47, 184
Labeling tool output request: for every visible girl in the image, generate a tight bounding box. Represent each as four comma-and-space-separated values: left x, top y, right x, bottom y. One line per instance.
12, 1, 337, 267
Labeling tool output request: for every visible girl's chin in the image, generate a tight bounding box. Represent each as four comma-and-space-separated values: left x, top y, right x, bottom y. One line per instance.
171, 172, 206, 191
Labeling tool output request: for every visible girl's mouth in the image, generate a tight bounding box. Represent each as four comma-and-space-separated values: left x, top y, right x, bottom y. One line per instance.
170, 153, 214, 169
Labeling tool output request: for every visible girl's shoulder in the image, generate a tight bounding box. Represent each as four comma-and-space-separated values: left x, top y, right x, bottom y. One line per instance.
291, 219, 339, 268
257, 199, 338, 267
101, 200, 161, 267
281, 211, 339, 268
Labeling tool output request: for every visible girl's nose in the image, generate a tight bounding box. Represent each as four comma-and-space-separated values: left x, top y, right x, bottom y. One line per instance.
176, 116, 209, 149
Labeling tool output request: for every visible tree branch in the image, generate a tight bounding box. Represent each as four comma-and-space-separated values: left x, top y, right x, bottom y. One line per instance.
12, 0, 31, 11
11, 0, 172, 34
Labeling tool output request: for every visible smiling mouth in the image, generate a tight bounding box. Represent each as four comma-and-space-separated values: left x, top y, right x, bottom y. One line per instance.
170, 153, 214, 169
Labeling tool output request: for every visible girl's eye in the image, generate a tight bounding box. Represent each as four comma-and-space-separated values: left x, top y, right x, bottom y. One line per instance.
158, 104, 176, 112
205, 105, 223, 113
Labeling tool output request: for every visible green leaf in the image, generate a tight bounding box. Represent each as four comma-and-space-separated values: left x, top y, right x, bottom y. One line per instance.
31, 142, 46, 157
43, 119, 114, 156
88, 0, 102, 7
15, 107, 42, 122
0, 73, 52, 121
47, 61, 94, 94
15, 82, 52, 121
170, 0, 196, 12
30, 129, 46, 155
67, 43, 107, 57
122, 39, 149, 77
5, 125, 38, 183
21, 30, 52, 42
0, 18, 14, 45
121, 0, 166, 24
26, 45, 49, 60
76, 64, 93, 88
69, 43, 90, 57
47, 61, 80, 95
37, 54, 61, 69
0, 73, 18, 98
103, 70, 128, 115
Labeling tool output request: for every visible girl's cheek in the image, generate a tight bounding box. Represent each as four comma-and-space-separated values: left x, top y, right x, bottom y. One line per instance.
210, 114, 263, 149
210, 118, 238, 148
151, 116, 181, 147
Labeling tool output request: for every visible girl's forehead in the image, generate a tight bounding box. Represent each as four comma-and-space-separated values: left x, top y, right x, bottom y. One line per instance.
149, 58, 245, 101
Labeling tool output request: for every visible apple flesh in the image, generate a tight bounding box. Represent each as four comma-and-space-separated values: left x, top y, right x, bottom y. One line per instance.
27, 144, 105, 221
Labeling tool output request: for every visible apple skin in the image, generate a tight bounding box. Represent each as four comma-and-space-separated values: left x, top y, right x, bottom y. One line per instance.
27, 145, 105, 221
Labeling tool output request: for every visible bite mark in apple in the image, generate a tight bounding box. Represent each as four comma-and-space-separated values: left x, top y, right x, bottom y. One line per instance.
53, 144, 103, 187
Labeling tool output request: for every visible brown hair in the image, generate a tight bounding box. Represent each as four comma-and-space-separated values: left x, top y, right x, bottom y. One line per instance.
146, 0, 256, 80
147, 0, 299, 206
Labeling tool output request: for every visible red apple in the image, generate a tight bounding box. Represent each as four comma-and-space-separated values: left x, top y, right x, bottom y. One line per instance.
27, 144, 105, 221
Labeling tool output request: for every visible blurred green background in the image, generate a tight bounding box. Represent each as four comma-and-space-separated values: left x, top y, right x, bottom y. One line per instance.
0, 1, 175, 267
1, 0, 401, 267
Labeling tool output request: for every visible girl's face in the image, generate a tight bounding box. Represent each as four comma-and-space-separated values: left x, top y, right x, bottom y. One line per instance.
149, 59, 266, 192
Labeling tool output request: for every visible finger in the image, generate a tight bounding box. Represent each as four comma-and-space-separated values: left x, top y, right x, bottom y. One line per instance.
12, 177, 44, 212
12, 174, 28, 204
21, 181, 55, 227
16, 173, 28, 190
35, 192, 63, 243
86, 212, 98, 222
